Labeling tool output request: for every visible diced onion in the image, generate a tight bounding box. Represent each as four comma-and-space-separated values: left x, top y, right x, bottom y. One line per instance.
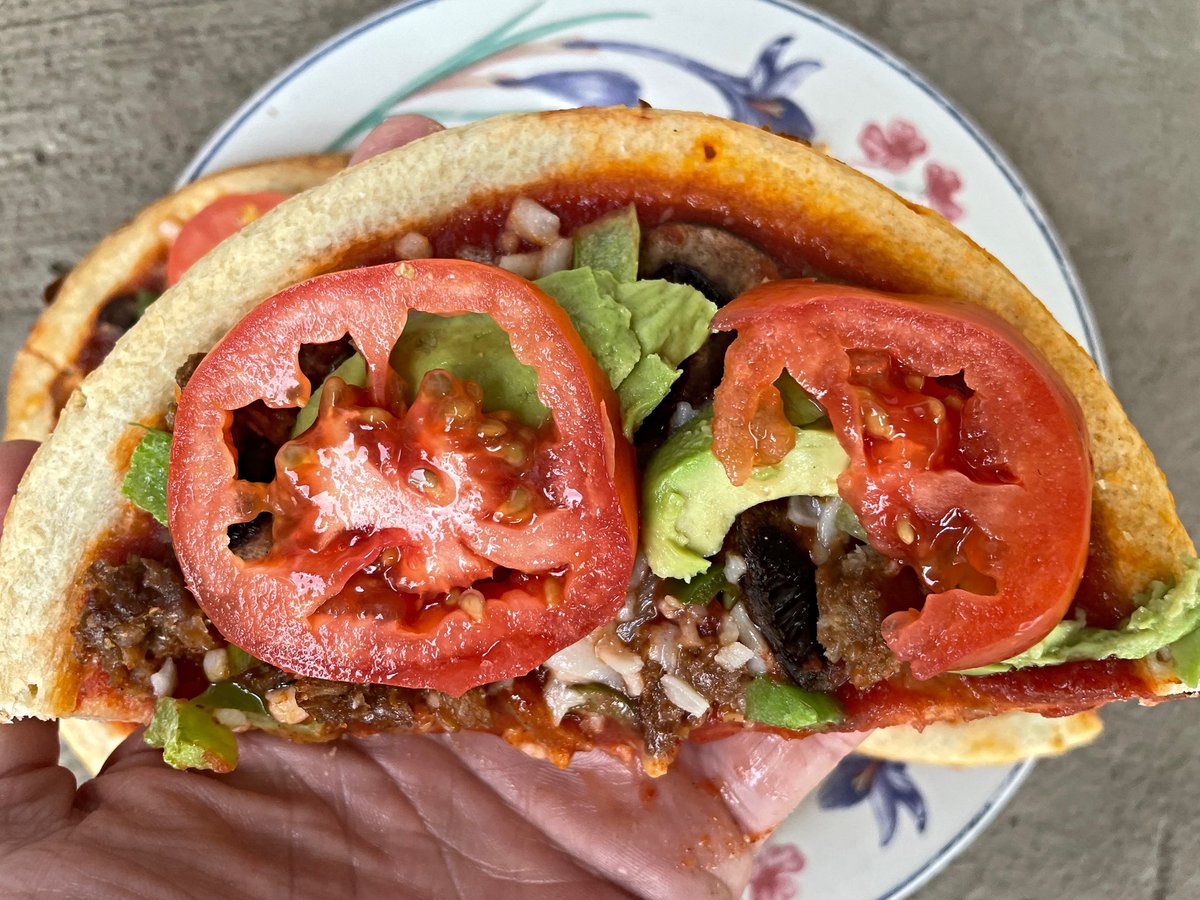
787, 495, 821, 528
394, 231, 432, 260
266, 686, 309, 724
668, 402, 698, 432
542, 677, 583, 725
596, 633, 644, 676
544, 633, 624, 690
150, 658, 177, 698
506, 196, 562, 246
538, 236, 574, 276
203, 647, 230, 683
214, 708, 249, 729
731, 601, 770, 674
456, 245, 493, 263
714, 641, 755, 671
646, 623, 681, 673
660, 674, 710, 718
814, 497, 842, 565
497, 230, 521, 255
497, 252, 542, 279
717, 612, 740, 646
724, 552, 748, 585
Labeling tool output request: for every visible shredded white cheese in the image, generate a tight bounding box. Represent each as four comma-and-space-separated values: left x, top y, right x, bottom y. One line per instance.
660, 674, 710, 718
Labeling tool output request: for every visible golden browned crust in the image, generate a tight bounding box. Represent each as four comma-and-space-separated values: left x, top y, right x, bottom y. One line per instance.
0, 108, 1189, 731
861, 711, 1104, 765
4, 154, 348, 442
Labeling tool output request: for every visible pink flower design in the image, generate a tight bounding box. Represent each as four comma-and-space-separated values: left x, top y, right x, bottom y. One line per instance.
923, 162, 965, 221
749, 843, 806, 900
858, 119, 927, 172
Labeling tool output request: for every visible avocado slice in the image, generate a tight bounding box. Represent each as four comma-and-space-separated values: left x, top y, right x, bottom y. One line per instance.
642, 409, 848, 580
571, 204, 640, 283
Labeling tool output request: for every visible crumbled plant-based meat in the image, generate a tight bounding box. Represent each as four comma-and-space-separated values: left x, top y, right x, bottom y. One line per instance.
676, 644, 746, 712
296, 680, 419, 731
638, 660, 686, 760
73, 554, 217, 694
236, 667, 422, 731
164, 352, 207, 430
814, 544, 907, 689
175, 352, 206, 389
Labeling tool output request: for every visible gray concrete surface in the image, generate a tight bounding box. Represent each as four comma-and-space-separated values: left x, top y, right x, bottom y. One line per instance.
1, 1, 1197, 897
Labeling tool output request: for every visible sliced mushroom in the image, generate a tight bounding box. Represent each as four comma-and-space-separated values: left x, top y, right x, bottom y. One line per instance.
732, 501, 837, 690
640, 223, 780, 305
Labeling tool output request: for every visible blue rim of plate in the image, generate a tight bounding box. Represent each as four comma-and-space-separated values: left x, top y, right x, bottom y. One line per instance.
177, 2, 1101, 896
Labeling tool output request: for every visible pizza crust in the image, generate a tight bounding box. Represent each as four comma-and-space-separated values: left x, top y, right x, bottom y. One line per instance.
4, 154, 348, 442
0, 107, 1190, 726
861, 710, 1104, 765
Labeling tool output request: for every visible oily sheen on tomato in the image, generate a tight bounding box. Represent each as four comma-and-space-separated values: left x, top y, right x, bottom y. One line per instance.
710, 281, 1092, 678
168, 260, 637, 695
165, 192, 289, 286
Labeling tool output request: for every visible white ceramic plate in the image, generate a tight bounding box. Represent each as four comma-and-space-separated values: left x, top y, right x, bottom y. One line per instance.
180, 2, 1101, 896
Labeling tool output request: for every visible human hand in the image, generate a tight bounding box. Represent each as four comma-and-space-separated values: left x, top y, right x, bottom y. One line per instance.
1, 709, 859, 897
0, 119, 862, 897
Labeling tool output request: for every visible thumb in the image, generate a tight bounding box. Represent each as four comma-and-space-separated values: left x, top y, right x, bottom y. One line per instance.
680, 730, 866, 838
0, 440, 38, 540
0, 442, 72, 853
0, 720, 77, 855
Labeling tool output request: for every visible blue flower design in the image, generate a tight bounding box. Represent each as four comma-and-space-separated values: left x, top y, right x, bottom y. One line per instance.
818, 755, 928, 847
560, 35, 821, 139
494, 70, 642, 107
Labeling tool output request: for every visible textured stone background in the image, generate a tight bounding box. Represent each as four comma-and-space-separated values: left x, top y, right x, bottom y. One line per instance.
0, 1, 1196, 897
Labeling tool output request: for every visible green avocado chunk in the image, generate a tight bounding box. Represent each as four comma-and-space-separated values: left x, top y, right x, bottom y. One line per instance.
616, 279, 716, 369
121, 428, 172, 525
144, 697, 239, 773
291, 353, 368, 437
744, 676, 843, 730
642, 410, 848, 580
960, 557, 1200, 682
391, 313, 549, 427
536, 268, 641, 388
571, 204, 641, 283
615, 354, 680, 435
537, 267, 716, 436
776, 372, 825, 427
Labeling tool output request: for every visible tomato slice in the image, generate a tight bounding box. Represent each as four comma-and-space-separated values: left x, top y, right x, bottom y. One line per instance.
711, 281, 1092, 678
168, 260, 637, 695
166, 192, 289, 286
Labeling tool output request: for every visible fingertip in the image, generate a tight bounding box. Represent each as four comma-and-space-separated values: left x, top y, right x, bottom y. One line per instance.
348, 115, 445, 165
0, 439, 38, 539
